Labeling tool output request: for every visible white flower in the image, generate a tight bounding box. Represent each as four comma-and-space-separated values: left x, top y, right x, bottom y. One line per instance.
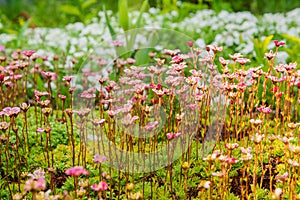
204, 181, 210, 189
274, 188, 282, 197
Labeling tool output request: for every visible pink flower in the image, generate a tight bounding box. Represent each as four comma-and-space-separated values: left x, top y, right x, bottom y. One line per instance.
144, 121, 159, 131
206, 45, 223, 53
240, 147, 252, 154
91, 181, 108, 191
171, 55, 185, 64
0, 122, 10, 131
121, 113, 139, 127
63, 76, 74, 82
0, 45, 5, 53
229, 53, 242, 62
127, 58, 136, 64
274, 40, 285, 47
58, 94, 66, 100
219, 57, 230, 67
41, 71, 57, 81
166, 132, 182, 140
22, 50, 36, 58
91, 118, 106, 126
112, 40, 124, 47
264, 50, 276, 60
225, 143, 239, 150
24, 177, 46, 192
65, 166, 89, 177
251, 133, 265, 144
93, 154, 107, 164
81, 88, 96, 99
276, 172, 288, 183
257, 105, 272, 114
37, 128, 45, 133
164, 49, 180, 56
225, 157, 239, 165
28, 169, 45, 179
236, 58, 250, 65
2, 107, 20, 117
187, 41, 194, 47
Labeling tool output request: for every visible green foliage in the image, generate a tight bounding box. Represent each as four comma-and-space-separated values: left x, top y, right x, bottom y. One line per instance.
281, 34, 300, 63
59, 0, 99, 22
252, 35, 273, 68
118, 0, 130, 31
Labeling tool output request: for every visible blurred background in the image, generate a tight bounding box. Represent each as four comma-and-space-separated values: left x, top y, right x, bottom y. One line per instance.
0, 0, 299, 29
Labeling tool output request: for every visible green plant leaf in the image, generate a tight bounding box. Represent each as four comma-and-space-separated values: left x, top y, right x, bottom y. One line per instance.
261, 35, 273, 52
281, 33, 300, 44
134, 0, 148, 29
82, 0, 97, 10
60, 5, 81, 16
119, 0, 130, 31
128, 0, 148, 49
103, 5, 116, 40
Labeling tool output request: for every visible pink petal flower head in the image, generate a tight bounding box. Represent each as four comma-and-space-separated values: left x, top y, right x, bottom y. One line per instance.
58, 94, 66, 100
73, 108, 91, 118
219, 57, 230, 67
28, 169, 45, 179
121, 113, 139, 127
284, 62, 297, 71
264, 50, 276, 60
166, 133, 174, 140
225, 157, 239, 165
171, 55, 185, 64
274, 40, 285, 47
236, 58, 250, 66
240, 147, 252, 154
91, 181, 108, 191
2, 107, 20, 117
0, 122, 10, 131
276, 172, 288, 183
91, 184, 100, 191
34, 90, 49, 97
164, 49, 180, 57
22, 50, 36, 58
93, 154, 107, 164
41, 71, 57, 81
37, 128, 45, 133
81, 89, 96, 99
229, 53, 242, 62
24, 177, 46, 192
144, 121, 159, 131
112, 40, 124, 47
152, 89, 165, 97
251, 132, 265, 144
206, 45, 223, 54
187, 41, 194, 47
0, 45, 5, 53
127, 58, 136, 65
257, 105, 272, 114
63, 76, 74, 82
91, 118, 106, 126
225, 143, 239, 150
65, 166, 89, 177
99, 181, 108, 191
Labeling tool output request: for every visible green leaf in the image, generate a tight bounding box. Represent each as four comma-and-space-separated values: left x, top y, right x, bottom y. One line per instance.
128, 0, 148, 49
119, 0, 130, 31
60, 5, 81, 16
82, 0, 97, 10
134, 0, 148, 28
281, 33, 300, 44
103, 5, 116, 40
261, 35, 273, 52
